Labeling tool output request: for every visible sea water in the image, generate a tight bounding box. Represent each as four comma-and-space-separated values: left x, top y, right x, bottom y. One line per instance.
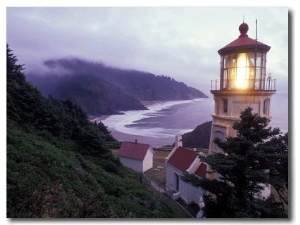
93, 91, 288, 147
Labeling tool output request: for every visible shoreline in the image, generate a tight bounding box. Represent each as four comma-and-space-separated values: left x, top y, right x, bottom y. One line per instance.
89, 115, 110, 121
108, 129, 175, 148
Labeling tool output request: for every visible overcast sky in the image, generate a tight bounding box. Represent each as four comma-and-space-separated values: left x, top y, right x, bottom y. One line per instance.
6, 6, 289, 95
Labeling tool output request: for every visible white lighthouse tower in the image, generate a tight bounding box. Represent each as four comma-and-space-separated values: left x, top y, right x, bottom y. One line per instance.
208, 21, 276, 155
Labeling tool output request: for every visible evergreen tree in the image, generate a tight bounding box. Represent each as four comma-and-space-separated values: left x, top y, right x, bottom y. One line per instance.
7, 44, 116, 157
183, 107, 288, 218
7, 44, 25, 83
7, 44, 45, 123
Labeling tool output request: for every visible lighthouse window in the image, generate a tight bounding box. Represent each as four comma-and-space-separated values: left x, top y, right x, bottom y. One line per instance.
222, 98, 228, 113
263, 98, 270, 115
256, 53, 262, 67
213, 131, 226, 153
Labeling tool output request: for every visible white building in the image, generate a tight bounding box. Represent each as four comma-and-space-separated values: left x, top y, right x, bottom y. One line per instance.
165, 139, 207, 205
117, 140, 153, 173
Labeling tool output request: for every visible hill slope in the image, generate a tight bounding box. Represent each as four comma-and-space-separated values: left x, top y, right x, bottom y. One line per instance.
27, 58, 208, 115
7, 122, 174, 218
45, 73, 147, 115
7, 45, 176, 218
182, 121, 212, 149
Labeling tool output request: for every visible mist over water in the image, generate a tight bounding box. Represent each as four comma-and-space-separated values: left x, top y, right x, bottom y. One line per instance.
93, 92, 288, 147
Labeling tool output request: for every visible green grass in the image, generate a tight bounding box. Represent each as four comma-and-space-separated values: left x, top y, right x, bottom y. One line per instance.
145, 150, 170, 188
7, 122, 177, 218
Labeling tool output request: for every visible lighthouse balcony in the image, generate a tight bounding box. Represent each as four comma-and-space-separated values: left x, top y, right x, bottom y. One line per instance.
210, 78, 276, 92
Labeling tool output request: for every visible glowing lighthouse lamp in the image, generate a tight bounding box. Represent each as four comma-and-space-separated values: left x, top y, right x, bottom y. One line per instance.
235, 53, 252, 88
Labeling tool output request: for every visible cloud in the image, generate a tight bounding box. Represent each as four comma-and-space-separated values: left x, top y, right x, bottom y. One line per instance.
6, 6, 288, 94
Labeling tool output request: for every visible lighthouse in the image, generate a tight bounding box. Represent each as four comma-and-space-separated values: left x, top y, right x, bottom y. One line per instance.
208, 21, 276, 155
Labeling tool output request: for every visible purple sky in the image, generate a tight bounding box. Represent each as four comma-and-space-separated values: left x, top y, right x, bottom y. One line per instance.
6, 6, 288, 96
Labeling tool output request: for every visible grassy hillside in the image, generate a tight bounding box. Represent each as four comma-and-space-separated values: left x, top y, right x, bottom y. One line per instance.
6, 45, 176, 218
7, 120, 174, 218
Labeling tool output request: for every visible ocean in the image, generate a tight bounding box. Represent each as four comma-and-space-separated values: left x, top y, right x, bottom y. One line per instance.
92, 91, 288, 148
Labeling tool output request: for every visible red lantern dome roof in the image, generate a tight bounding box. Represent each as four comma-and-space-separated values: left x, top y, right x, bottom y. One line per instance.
218, 22, 270, 55
239, 22, 249, 36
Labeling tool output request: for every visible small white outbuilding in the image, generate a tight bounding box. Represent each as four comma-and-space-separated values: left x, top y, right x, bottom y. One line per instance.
117, 140, 153, 173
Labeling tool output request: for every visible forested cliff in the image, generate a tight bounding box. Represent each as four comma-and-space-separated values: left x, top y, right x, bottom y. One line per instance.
27, 58, 208, 115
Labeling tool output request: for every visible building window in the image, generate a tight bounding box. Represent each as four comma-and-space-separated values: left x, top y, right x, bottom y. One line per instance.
263, 98, 270, 115
213, 131, 226, 153
174, 173, 179, 191
222, 98, 228, 113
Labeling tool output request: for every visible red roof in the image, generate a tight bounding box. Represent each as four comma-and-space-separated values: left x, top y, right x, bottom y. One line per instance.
194, 163, 207, 179
167, 147, 198, 172
118, 141, 151, 160
218, 22, 270, 55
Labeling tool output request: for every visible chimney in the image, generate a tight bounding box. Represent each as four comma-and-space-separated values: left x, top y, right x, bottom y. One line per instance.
175, 135, 182, 148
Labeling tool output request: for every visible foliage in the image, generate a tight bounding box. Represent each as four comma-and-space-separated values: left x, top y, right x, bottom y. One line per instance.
7, 45, 176, 218
7, 45, 117, 157
7, 123, 175, 218
182, 107, 288, 218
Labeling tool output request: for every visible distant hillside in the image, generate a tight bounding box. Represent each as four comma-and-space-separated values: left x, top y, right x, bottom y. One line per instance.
182, 121, 212, 149
39, 73, 147, 115
27, 58, 208, 115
